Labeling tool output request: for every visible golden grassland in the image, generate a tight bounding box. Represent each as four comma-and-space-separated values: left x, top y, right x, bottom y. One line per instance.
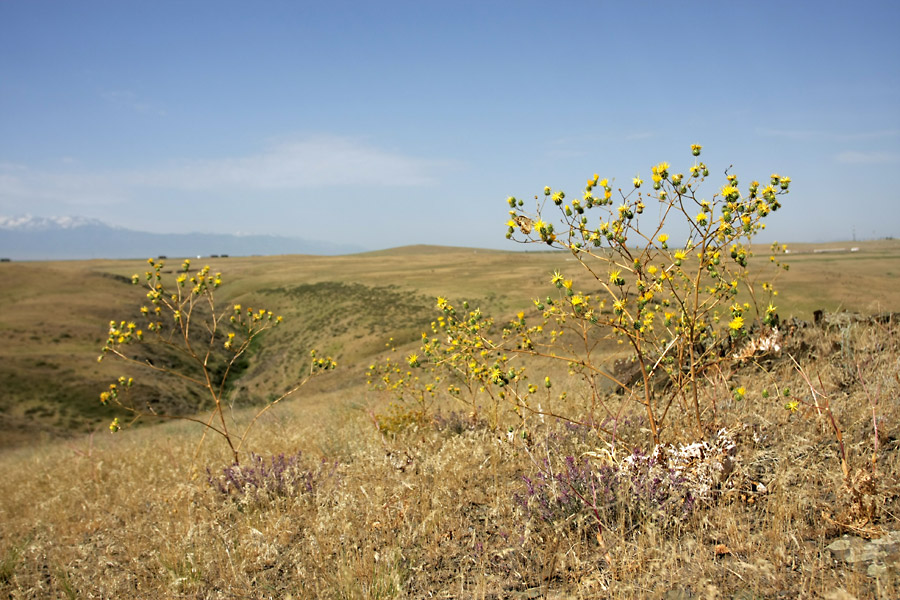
1, 241, 899, 598
2, 241, 898, 447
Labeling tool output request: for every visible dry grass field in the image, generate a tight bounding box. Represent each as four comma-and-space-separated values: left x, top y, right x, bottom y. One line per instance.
1, 240, 899, 598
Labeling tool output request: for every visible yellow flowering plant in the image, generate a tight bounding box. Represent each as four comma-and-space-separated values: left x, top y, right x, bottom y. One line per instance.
366, 341, 441, 434
379, 146, 790, 447
497, 145, 790, 443
99, 258, 335, 464
368, 297, 526, 432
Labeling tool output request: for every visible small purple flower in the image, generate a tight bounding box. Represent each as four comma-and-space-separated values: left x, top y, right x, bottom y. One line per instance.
207, 450, 321, 505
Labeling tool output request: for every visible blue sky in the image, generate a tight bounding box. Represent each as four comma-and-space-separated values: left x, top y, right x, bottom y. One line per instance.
1, 1, 898, 251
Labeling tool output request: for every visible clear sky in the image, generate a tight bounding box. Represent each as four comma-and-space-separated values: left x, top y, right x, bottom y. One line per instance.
1, 1, 898, 251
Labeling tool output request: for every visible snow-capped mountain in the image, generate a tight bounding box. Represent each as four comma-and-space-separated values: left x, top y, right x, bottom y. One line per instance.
0, 215, 111, 231
0, 215, 362, 260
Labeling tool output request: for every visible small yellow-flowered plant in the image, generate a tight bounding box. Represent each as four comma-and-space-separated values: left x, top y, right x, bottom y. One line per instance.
98, 259, 335, 464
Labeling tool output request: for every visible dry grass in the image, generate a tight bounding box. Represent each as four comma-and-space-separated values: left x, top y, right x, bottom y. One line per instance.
1, 315, 898, 598
2, 241, 899, 447
1, 241, 899, 597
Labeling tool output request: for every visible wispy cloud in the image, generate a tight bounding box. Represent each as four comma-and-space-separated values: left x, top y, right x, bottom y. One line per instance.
101, 89, 167, 117
0, 164, 125, 207
834, 150, 900, 165
0, 135, 450, 210
625, 132, 654, 141
146, 136, 446, 190
757, 127, 900, 141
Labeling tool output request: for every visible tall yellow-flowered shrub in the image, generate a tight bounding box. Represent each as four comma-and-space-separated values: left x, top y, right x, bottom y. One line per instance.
371, 145, 789, 446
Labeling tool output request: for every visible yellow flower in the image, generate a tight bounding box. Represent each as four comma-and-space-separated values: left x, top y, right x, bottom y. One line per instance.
633, 176, 643, 188
691, 144, 702, 156
550, 270, 565, 286
729, 316, 744, 331
721, 185, 739, 201
696, 213, 708, 224
658, 234, 669, 243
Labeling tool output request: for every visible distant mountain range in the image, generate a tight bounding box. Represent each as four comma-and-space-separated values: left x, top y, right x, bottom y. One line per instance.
0, 215, 363, 260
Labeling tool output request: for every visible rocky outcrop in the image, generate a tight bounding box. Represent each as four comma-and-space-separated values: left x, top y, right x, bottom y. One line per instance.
826, 531, 900, 578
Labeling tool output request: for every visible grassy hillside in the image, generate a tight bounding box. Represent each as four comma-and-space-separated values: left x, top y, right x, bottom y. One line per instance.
1, 241, 899, 448
0, 241, 898, 597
